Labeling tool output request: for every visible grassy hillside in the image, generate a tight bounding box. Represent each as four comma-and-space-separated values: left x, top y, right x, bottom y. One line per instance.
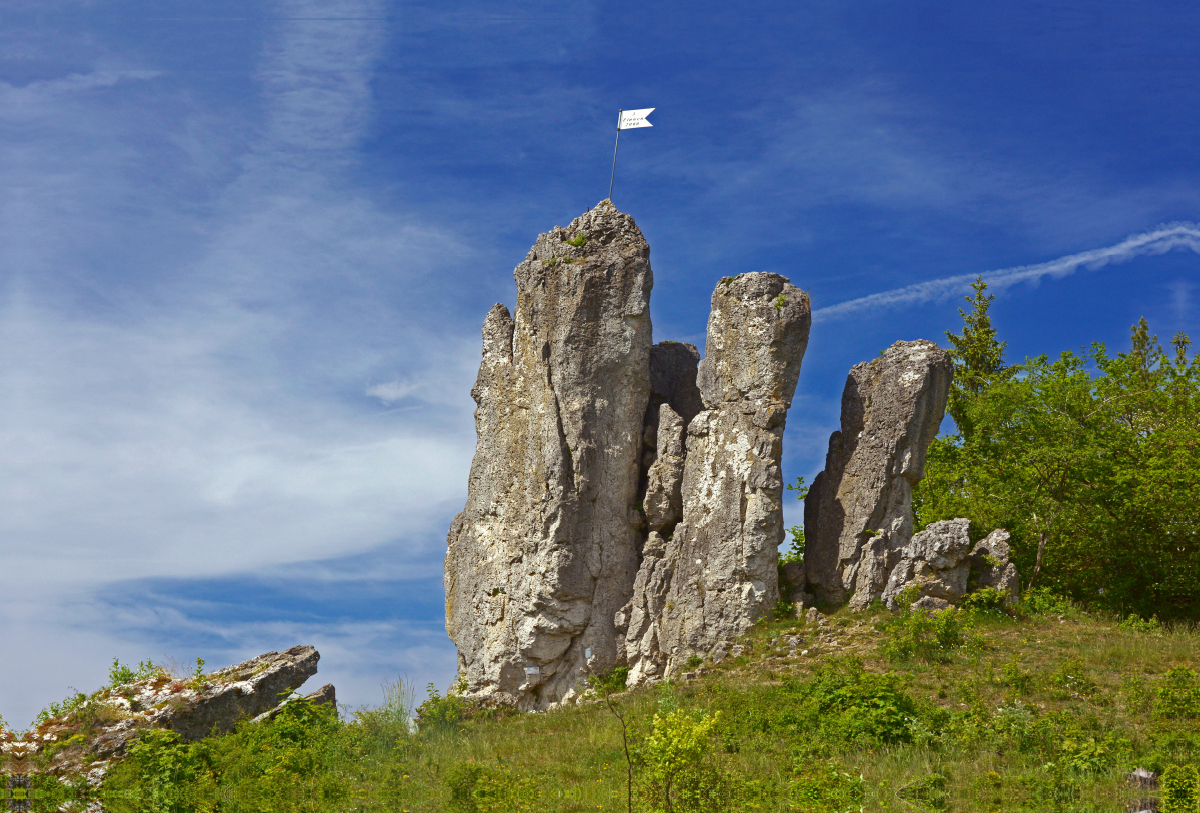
60, 594, 1199, 812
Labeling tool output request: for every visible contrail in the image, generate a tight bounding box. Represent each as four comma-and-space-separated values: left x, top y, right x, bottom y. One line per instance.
812, 222, 1200, 322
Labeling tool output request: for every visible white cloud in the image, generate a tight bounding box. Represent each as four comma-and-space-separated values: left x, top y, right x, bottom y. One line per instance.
813, 222, 1200, 322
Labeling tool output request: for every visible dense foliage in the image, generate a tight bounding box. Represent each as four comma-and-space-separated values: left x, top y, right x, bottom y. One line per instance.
915, 279, 1200, 620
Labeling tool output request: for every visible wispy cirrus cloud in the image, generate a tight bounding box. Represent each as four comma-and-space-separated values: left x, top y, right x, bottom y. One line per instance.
814, 223, 1200, 322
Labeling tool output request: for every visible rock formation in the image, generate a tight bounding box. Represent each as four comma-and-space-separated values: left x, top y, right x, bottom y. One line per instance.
11, 646, 323, 778
969, 528, 1020, 603
881, 518, 973, 609
623, 273, 811, 681
444, 201, 653, 710
804, 340, 952, 609
880, 520, 1022, 610
639, 342, 704, 535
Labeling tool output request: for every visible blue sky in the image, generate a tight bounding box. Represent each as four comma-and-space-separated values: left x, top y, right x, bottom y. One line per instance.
3, 0, 1200, 726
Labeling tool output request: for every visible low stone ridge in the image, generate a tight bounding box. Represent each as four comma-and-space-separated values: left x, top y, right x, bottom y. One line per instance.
445, 200, 653, 710
804, 340, 953, 609
625, 273, 811, 681
6, 645, 322, 778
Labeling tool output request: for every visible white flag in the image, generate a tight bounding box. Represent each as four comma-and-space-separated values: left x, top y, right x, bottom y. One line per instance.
618, 108, 654, 129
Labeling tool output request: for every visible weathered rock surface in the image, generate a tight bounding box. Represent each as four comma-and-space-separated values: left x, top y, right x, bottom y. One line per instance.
12, 646, 322, 778
445, 201, 653, 710
648, 341, 705, 428
969, 528, 1020, 603
625, 273, 811, 681
882, 518, 973, 609
804, 340, 952, 609
614, 531, 673, 685
643, 403, 686, 532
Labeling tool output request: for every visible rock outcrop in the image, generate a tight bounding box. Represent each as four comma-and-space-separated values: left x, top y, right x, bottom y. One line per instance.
804, 340, 952, 609
969, 528, 1020, 603
880, 520, 1022, 610
881, 518, 972, 609
624, 273, 811, 681
10, 646, 323, 778
444, 200, 653, 710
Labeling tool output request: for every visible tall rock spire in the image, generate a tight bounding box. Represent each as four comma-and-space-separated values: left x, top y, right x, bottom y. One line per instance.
623, 273, 811, 683
803, 340, 952, 609
444, 201, 652, 710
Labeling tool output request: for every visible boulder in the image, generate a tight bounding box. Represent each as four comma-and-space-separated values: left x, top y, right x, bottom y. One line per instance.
969, 528, 1020, 603
444, 201, 653, 710
804, 340, 952, 609
625, 273, 810, 681
882, 518, 974, 609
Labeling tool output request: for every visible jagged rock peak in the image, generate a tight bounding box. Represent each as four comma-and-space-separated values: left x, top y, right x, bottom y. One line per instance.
445, 201, 653, 710
804, 339, 953, 609
624, 272, 811, 683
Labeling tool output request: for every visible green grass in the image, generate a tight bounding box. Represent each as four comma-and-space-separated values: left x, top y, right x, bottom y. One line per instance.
20, 602, 1200, 812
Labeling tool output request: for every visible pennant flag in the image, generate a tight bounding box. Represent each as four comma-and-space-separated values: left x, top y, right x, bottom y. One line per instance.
618, 108, 654, 129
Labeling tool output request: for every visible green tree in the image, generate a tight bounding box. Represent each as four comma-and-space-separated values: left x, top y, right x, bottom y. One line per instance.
917, 311, 1200, 619
944, 276, 1008, 438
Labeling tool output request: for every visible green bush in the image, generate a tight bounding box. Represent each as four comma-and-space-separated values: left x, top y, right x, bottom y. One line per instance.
788, 760, 863, 813
1018, 587, 1077, 617
636, 708, 731, 812
1119, 613, 1163, 633
879, 604, 967, 663
417, 680, 468, 730
960, 587, 1010, 616
1161, 764, 1200, 813
1156, 668, 1200, 719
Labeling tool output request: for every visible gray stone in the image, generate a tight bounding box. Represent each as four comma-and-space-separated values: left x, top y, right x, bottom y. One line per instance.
911, 595, 952, 612
625, 273, 810, 682
882, 518, 973, 609
445, 201, 653, 710
619, 531, 674, 686
780, 561, 805, 593
643, 403, 686, 532
649, 341, 705, 428
969, 528, 1020, 603
804, 340, 953, 609
31, 646, 321, 777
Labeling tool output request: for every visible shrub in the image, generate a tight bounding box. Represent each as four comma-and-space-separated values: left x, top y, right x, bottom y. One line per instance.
788, 760, 863, 813
1119, 613, 1163, 633
960, 587, 1010, 616
637, 708, 729, 812
1156, 668, 1200, 720
879, 604, 967, 663
1160, 764, 1200, 813
417, 679, 468, 730
1019, 587, 1076, 617
789, 657, 922, 746
108, 657, 164, 690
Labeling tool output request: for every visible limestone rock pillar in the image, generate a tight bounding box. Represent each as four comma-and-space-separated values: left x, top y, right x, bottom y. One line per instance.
445, 201, 652, 709
624, 273, 810, 682
803, 340, 952, 609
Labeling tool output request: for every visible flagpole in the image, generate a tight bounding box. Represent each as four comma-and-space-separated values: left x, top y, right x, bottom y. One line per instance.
608, 110, 621, 200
